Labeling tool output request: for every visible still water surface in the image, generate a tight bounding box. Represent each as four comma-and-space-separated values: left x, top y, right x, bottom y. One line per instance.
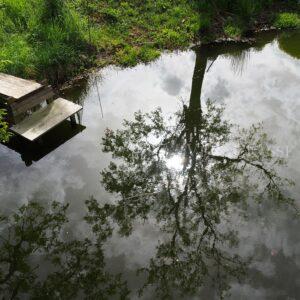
0, 30, 300, 299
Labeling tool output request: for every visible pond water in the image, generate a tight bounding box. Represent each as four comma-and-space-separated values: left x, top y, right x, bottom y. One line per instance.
0, 30, 300, 299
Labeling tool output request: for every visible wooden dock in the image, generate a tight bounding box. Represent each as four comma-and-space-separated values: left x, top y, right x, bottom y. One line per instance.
0, 73, 82, 142
0, 73, 42, 100
11, 98, 82, 141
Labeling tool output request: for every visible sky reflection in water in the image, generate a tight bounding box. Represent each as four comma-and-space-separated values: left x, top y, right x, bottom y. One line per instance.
0, 31, 300, 299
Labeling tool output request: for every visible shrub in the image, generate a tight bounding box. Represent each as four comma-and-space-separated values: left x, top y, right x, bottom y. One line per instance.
224, 24, 242, 38
274, 13, 300, 29
0, 109, 12, 143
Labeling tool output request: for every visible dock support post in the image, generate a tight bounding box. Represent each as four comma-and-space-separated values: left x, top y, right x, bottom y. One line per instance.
70, 115, 77, 128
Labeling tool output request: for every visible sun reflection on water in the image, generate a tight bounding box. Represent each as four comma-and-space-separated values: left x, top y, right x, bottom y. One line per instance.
165, 154, 184, 171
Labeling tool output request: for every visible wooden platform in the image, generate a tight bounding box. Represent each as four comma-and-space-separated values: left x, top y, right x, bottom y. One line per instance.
0, 73, 42, 100
11, 98, 82, 141
0, 73, 83, 142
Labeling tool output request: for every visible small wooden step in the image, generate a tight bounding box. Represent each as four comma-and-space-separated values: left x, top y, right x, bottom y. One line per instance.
10, 98, 82, 141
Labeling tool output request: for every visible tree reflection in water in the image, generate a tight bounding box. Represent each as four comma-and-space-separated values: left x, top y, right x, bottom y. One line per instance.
100, 107, 293, 299
0, 202, 129, 299
96, 44, 296, 298
0, 39, 298, 299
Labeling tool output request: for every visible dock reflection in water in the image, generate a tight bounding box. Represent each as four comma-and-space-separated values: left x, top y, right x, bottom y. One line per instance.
4, 120, 86, 166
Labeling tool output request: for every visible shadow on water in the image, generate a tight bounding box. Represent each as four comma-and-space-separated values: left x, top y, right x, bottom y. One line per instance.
0, 30, 299, 299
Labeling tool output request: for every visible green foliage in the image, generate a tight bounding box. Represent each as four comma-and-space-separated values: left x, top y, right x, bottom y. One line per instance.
274, 13, 300, 29
199, 13, 211, 31
0, 35, 36, 78
201, 0, 299, 34
0, 109, 11, 143
202, 0, 275, 15
0, 0, 298, 82
224, 21, 243, 38
157, 28, 188, 48
116, 46, 140, 67
117, 45, 161, 66
139, 46, 160, 62
235, 0, 262, 22
100, 7, 121, 23
40, 0, 65, 23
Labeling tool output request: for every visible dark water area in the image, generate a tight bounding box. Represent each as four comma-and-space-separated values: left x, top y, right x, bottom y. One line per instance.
0, 30, 300, 299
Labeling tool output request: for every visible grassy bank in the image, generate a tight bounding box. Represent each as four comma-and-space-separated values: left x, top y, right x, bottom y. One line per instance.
0, 0, 299, 85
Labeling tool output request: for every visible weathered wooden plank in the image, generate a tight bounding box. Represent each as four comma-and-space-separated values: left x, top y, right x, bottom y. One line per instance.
0, 73, 42, 100
11, 98, 82, 141
10, 86, 55, 117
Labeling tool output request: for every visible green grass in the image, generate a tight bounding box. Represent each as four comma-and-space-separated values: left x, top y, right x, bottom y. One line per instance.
0, 0, 91, 84
83, 0, 201, 66
274, 13, 300, 29
0, 0, 299, 85
116, 46, 160, 67
0, 0, 202, 82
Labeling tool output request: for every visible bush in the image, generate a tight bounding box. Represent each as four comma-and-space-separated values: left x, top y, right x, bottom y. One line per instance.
200, 0, 276, 25
274, 13, 300, 29
0, 109, 11, 143
224, 23, 242, 38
